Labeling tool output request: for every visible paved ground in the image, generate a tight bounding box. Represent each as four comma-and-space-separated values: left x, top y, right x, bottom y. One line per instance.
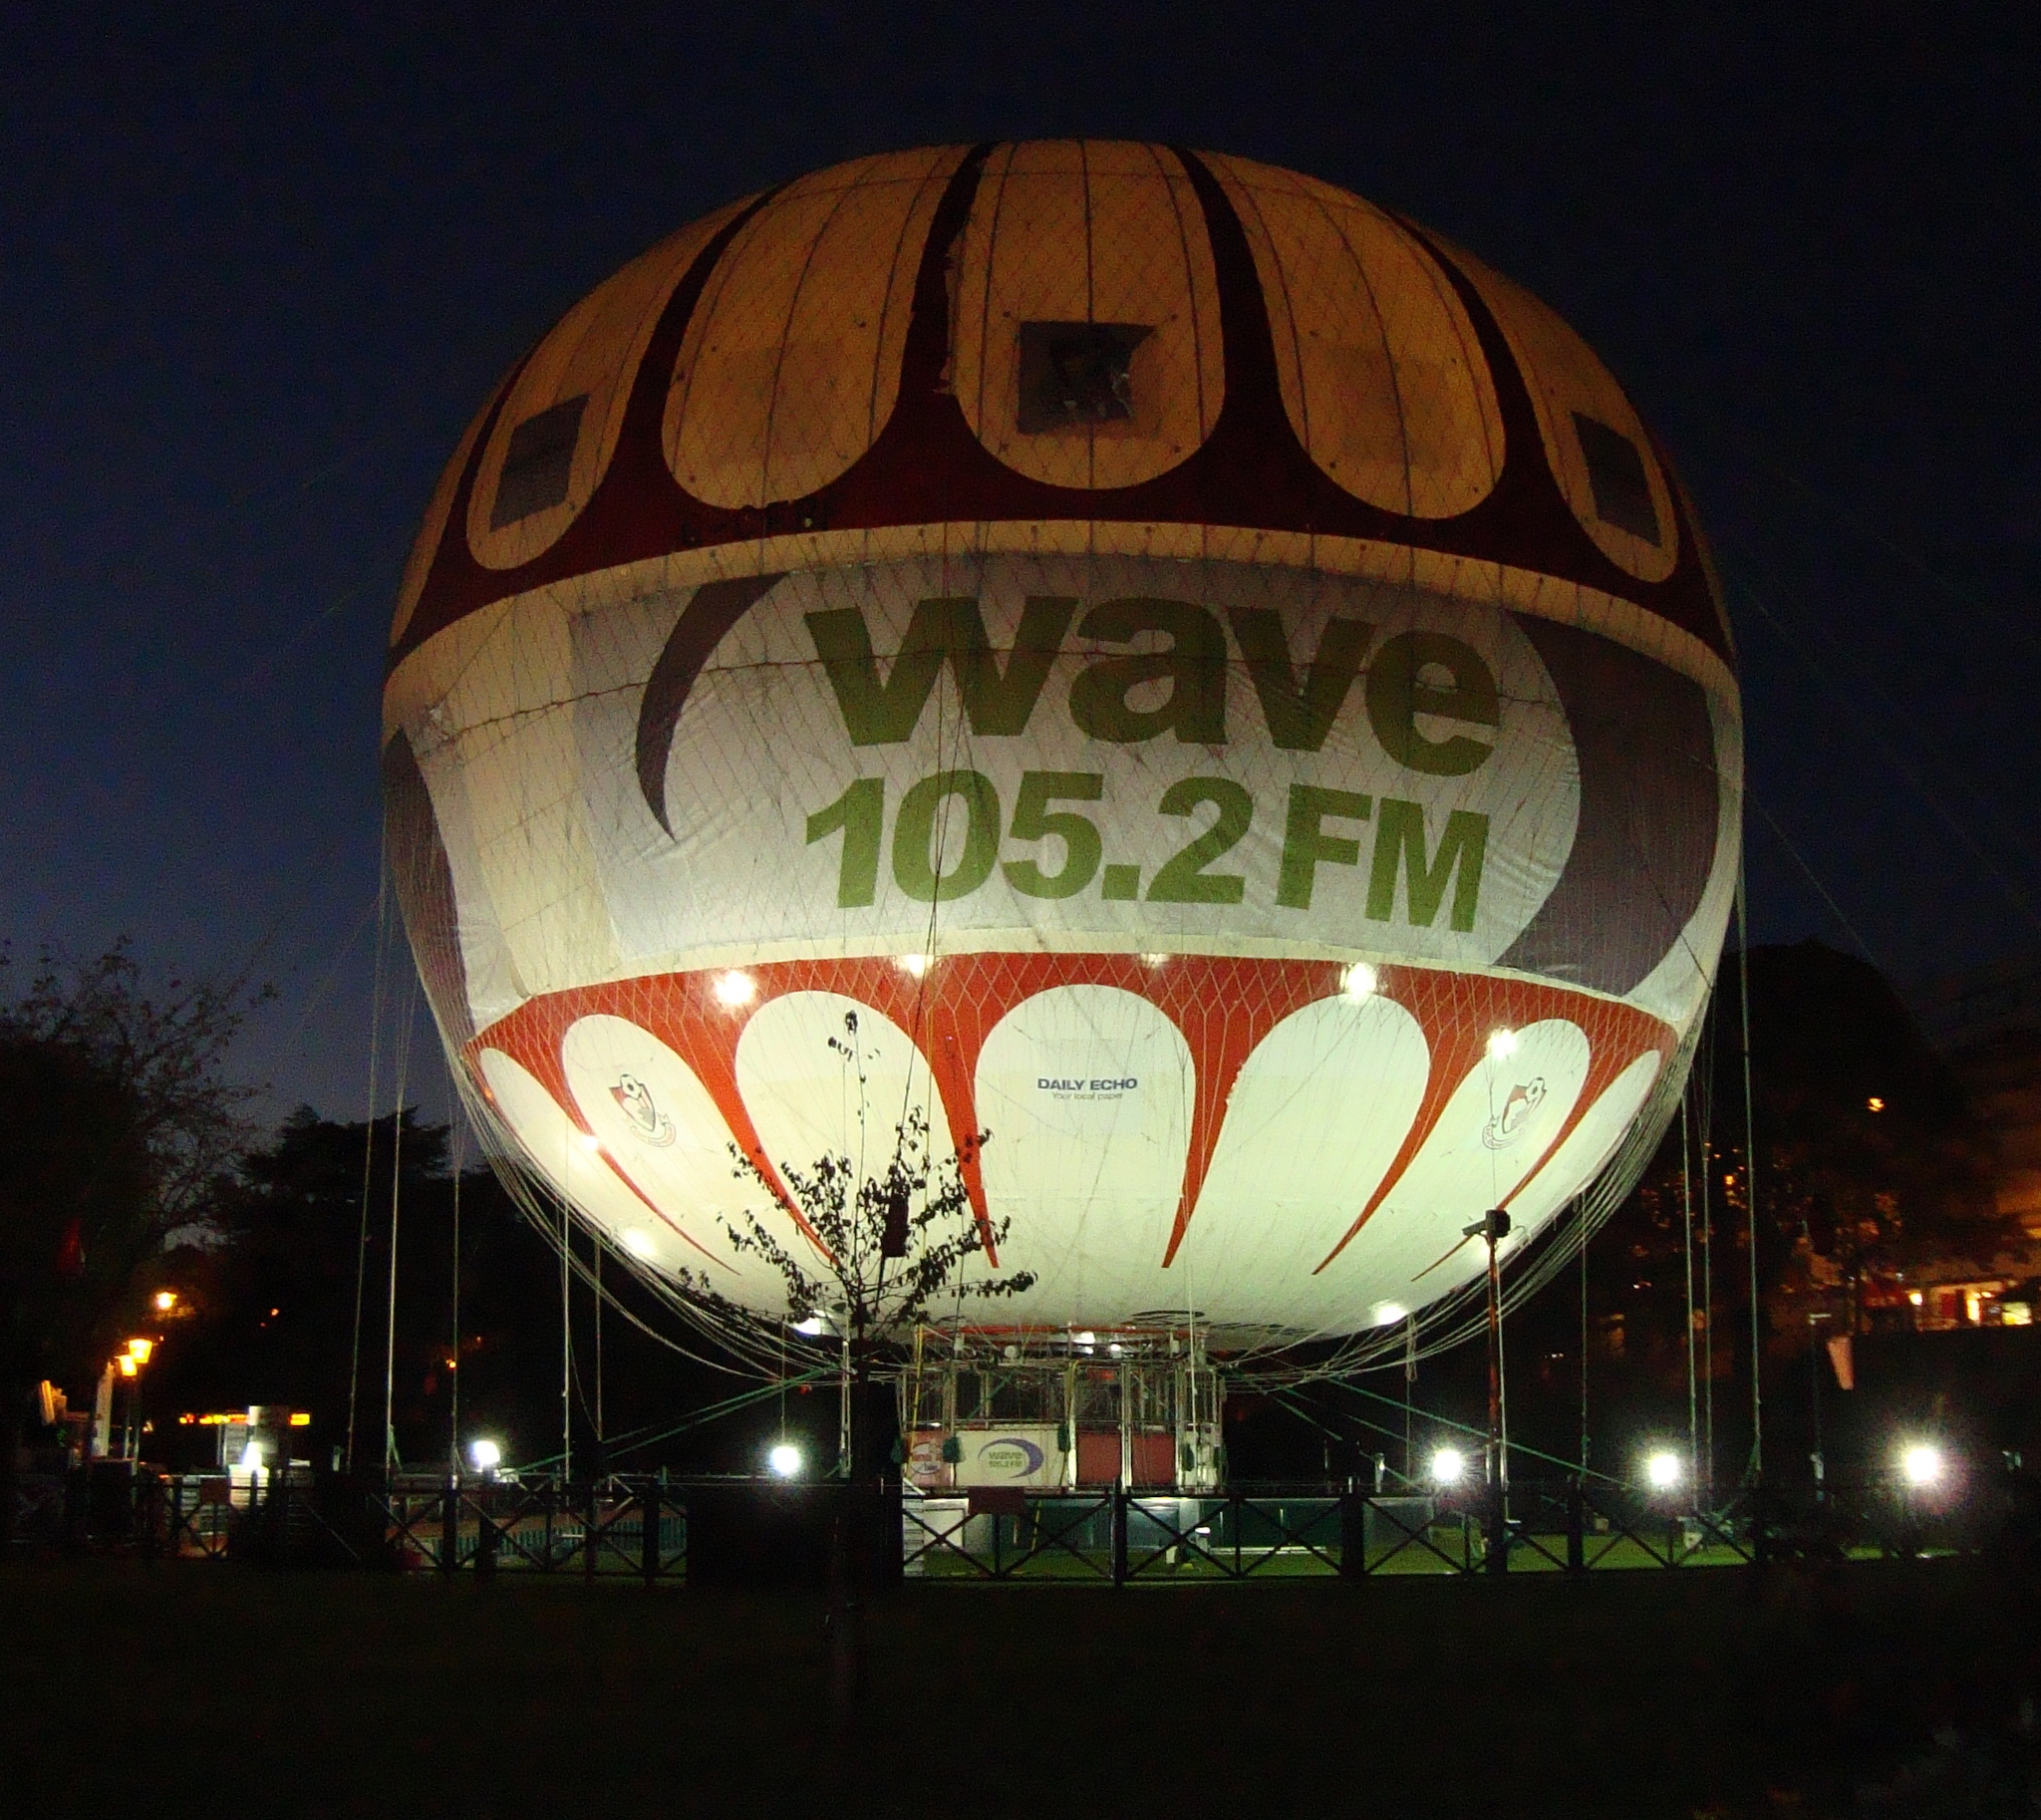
3, 1556, 2037, 1816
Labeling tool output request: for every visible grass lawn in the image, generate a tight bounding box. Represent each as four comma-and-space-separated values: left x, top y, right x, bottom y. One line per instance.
4, 1556, 2037, 1817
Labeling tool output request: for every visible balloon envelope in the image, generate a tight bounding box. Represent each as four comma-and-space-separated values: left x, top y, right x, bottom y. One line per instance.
384, 143, 1740, 1340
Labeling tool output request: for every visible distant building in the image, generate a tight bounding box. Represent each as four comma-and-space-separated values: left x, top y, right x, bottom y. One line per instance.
1915, 954, 2041, 1241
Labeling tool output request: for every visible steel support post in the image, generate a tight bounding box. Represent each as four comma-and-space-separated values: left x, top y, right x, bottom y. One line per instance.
474, 1480, 496, 1580
1485, 1481, 1509, 1575
1338, 1491, 1366, 1578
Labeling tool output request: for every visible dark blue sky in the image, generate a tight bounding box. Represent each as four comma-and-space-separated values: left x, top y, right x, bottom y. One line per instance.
4, 3, 2037, 1122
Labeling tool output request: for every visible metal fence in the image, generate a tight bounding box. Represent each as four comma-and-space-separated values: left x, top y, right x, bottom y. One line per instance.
897, 1483, 1766, 1581
10, 1466, 2032, 1585
375, 1476, 688, 1582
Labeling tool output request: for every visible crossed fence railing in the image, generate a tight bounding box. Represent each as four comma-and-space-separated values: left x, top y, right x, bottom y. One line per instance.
375, 1475, 687, 1582
11, 1467, 2031, 1583
893, 1473, 2030, 1581
898, 1484, 1747, 1581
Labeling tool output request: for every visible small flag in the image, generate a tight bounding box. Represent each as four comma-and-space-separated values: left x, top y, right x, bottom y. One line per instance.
1826, 1334, 1855, 1391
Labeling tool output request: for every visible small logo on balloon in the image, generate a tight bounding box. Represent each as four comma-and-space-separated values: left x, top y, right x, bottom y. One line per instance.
611, 1072, 676, 1147
1482, 1078, 1547, 1150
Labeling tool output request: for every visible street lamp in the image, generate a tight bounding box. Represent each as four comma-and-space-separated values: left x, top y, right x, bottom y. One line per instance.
469, 1438, 503, 1475
1429, 1447, 1467, 1488
768, 1442, 803, 1479
1643, 1449, 1683, 1493
109, 1338, 155, 1458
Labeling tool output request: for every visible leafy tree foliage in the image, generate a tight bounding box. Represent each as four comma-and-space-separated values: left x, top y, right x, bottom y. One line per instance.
153, 1107, 750, 1476
698, 1013, 1035, 1345
0, 942, 263, 1395
681, 1011, 1034, 1477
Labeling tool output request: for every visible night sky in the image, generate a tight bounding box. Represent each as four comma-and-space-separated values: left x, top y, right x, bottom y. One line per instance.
5, 4, 2038, 1123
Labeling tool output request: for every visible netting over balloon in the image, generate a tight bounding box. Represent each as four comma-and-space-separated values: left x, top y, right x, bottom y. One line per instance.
383, 140, 1741, 1374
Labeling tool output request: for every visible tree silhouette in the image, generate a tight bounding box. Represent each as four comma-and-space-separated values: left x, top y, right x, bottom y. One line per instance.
679, 1010, 1034, 1479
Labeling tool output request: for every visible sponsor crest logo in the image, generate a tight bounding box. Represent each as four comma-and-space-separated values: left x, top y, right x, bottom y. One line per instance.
1482, 1077, 1547, 1151
611, 1071, 676, 1147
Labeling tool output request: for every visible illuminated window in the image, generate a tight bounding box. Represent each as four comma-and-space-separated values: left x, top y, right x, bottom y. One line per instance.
1018, 323, 1150, 433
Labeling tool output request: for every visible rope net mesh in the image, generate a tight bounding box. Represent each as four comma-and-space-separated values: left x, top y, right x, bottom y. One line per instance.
381, 141, 1740, 1383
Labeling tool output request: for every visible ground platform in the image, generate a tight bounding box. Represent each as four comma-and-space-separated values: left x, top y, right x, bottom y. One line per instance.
3, 1557, 2037, 1816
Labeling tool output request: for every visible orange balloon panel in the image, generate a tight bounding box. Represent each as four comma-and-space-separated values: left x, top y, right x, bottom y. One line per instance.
1205, 152, 1503, 518
385, 142, 1740, 1339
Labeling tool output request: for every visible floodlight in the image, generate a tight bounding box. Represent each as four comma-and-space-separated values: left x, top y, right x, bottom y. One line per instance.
469, 1438, 502, 1472
1341, 962, 1378, 1000
1899, 1442, 1942, 1488
714, 970, 755, 1006
1430, 1447, 1466, 1487
1644, 1449, 1682, 1491
240, 1441, 265, 1468
767, 1443, 802, 1479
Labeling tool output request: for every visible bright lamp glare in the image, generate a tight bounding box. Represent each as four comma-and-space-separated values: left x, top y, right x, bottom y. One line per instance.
1430, 1447, 1466, 1486
791, 1314, 827, 1338
714, 970, 755, 1007
1644, 1449, 1682, 1490
1487, 1028, 1519, 1060
577, 1131, 601, 1151
1341, 962, 1378, 1000
469, 1439, 502, 1471
620, 1227, 658, 1259
898, 953, 931, 978
767, 1443, 802, 1479
1899, 1442, 1943, 1487
153, 1290, 177, 1312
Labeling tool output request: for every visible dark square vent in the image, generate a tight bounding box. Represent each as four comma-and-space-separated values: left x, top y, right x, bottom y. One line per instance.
1018, 322, 1152, 433
491, 395, 588, 528
1571, 411, 1661, 546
